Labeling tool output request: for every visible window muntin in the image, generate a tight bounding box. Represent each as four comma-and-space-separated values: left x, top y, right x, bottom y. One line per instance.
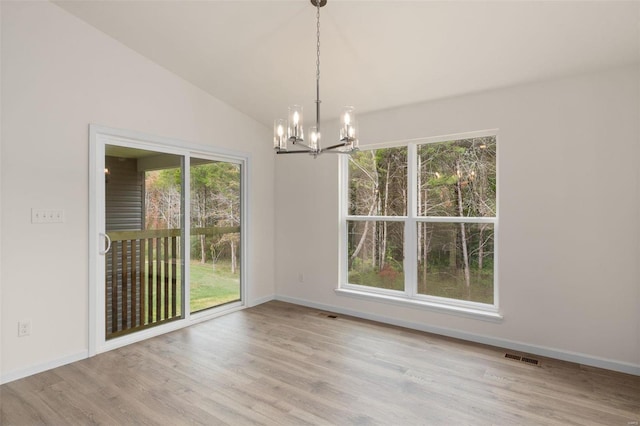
343, 133, 497, 311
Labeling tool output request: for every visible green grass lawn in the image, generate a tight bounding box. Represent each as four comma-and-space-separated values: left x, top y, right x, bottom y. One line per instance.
348, 267, 493, 304
189, 260, 240, 313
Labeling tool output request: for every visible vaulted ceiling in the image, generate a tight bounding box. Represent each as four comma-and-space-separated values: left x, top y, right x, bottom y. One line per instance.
54, 1, 640, 127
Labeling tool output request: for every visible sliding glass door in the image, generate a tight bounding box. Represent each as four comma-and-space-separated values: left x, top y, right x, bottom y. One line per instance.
90, 126, 246, 353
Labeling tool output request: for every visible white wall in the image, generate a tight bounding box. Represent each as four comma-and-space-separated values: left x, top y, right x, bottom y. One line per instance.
275, 65, 640, 374
0, 0, 4, 381
1, 1, 637, 382
1, 1, 275, 379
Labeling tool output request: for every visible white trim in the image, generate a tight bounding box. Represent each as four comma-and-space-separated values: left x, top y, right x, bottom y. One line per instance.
99, 302, 245, 354
414, 216, 497, 224
493, 134, 500, 310
341, 282, 406, 299
189, 302, 244, 323
335, 287, 502, 321
88, 127, 104, 356
358, 129, 499, 151
0, 351, 89, 385
340, 130, 499, 314
97, 321, 188, 354
89, 125, 251, 160
338, 155, 349, 287
346, 216, 496, 224
345, 215, 408, 221
240, 157, 250, 313
248, 294, 276, 307
275, 295, 640, 376
405, 143, 417, 299
183, 155, 191, 321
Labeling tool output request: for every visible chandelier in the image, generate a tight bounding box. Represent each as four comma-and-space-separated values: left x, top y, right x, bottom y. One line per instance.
273, 0, 358, 158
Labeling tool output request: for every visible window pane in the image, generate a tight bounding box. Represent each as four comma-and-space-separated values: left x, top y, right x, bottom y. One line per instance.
348, 147, 407, 216
190, 160, 241, 313
347, 220, 404, 291
417, 222, 494, 304
105, 147, 184, 340
417, 137, 496, 217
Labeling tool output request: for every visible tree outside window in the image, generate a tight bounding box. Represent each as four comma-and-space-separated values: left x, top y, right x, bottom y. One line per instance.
344, 135, 497, 306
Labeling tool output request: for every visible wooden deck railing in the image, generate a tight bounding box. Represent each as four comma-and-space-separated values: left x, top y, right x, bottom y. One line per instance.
105, 226, 239, 339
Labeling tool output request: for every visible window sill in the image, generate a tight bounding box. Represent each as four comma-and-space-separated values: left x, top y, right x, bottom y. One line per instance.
334, 287, 503, 323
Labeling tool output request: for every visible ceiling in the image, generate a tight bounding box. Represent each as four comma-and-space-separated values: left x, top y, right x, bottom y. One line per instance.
54, 1, 640, 127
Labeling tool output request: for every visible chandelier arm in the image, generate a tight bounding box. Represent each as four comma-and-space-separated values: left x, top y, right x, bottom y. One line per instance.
318, 150, 357, 155
321, 142, 350, 151
291, 140, 315, 151
276, 150, 317, 155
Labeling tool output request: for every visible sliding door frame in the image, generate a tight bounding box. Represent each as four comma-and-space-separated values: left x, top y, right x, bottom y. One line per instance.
89, 125, 249, 356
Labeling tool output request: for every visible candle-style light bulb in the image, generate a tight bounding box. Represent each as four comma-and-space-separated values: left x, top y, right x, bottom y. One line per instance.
288, 105, 303, 142
309, 127, 319, 150
340, 106, 356, 143
274, 118, 287, 150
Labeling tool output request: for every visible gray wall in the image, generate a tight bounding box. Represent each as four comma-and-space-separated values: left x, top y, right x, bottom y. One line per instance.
105, 156, 144, 232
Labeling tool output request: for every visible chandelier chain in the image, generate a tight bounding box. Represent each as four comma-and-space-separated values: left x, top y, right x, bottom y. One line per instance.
316, 1, 320, 84
272, 0, 358, 157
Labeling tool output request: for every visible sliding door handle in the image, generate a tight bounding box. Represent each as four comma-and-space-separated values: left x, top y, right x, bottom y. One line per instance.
99, 233, 112, 255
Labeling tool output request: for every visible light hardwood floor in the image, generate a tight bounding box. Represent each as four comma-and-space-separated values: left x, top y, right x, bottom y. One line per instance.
1, 301, 639, 425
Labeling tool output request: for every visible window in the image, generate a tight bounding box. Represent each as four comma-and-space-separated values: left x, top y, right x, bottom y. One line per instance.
341, 132, 498, 318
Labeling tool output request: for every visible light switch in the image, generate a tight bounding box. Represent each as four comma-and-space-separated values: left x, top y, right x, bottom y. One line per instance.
31, 208, 64, 224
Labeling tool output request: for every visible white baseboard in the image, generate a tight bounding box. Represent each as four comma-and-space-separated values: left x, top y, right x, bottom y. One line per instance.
2, 297, 275, 385
3, 294, 636, 385
248, 294, 275, 307
275, 295, 640, 376
1, 350, 89, 385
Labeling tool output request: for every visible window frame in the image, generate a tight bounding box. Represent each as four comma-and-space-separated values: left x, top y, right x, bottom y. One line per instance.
338, 130, 502, 321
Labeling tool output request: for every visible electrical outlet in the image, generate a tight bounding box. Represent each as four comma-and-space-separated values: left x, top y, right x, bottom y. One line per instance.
298, 273, 304, 283
18, 320, 31, 337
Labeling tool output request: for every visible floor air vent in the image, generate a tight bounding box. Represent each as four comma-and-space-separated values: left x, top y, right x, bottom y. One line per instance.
327, 315, 338, 319
505, 353, 540, 366
521, 357, 539, 365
